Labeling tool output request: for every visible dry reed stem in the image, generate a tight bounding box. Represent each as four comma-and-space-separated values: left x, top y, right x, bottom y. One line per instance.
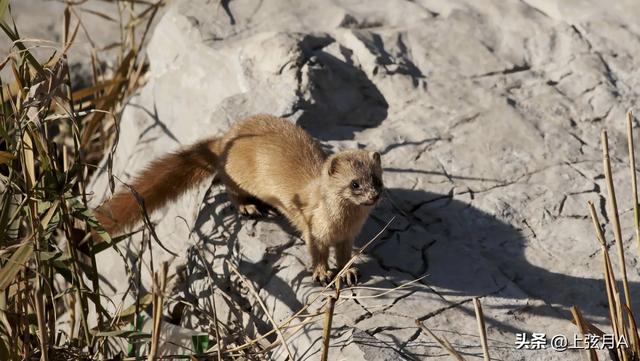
588, 202, 607, 248
601, 130, 632, 308
226, 261, 294, 360
473, 298, 490, 361
415, 320, 466, 361
571, 306, 598, 361
627, 111, 640, 262
570, 317, 606, 337
615, 292, 629, 361
627, 109, 640, 356
622, 304, 640, 357
606, 253, 621, 346
320, 295, 337, 361
148, 261, 168, 361
588, 201, 621, 340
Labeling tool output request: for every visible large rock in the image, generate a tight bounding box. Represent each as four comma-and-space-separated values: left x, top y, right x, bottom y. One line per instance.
90, 0, 640, 359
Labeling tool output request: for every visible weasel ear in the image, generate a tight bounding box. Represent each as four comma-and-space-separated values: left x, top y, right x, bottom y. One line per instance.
371, 151, 381, 165
328, 156, 340, 176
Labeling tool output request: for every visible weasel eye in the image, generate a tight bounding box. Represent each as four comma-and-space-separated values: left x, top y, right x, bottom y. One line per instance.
351, 181, 360, 190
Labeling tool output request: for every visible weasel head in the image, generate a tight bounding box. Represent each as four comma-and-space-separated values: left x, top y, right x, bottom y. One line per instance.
323, 150, 384, 208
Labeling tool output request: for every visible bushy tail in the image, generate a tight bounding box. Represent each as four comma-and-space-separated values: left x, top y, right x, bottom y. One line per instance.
95, 137, 222, 234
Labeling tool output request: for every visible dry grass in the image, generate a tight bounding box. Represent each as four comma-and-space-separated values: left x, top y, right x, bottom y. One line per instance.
579, 111, 640, 361
0, 1, 162, 359
413, 297, 491, 361
415, 319, 467, 361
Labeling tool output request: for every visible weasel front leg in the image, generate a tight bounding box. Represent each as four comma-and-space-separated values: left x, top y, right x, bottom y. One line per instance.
336, 238, 359, 286
306, 233, 333, 285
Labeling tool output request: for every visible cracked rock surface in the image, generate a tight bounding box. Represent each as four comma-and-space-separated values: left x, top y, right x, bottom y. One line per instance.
89, 0, 640, 359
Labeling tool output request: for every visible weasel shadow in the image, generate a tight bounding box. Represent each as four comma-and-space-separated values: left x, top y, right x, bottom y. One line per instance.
355, 187, 635, 336
296, 42, 388, 141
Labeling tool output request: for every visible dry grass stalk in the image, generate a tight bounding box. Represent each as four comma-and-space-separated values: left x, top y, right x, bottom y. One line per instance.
571, 306, 598, 361
583, 111, 640, 361
148, 261, 168, 360
628, 111, 640, 260
337, 274, 427, 299
473, 298, 490, 361
416, 297, 492, 360
588, 202, 621, 341
415, 319, 466, 361
321, 278, 341, 361
601, 130, 632, 308
616, 292, 630, 361
627, 110, 640, 355
320, 295, 337, 361
623, 303, 640, 356
589, 200, 627, 361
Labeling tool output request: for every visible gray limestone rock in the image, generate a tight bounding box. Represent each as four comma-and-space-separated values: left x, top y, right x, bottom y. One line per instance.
86, 0, 640, 359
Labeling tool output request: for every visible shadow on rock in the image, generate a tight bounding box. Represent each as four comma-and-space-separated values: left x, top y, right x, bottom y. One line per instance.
296, 45, 388, 141
173, 185, 307, 344
357, 187, 624, 333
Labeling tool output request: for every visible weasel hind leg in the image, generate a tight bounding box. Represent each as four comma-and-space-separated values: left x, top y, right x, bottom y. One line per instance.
226, 184, 271, 218
239, 201, 271, 218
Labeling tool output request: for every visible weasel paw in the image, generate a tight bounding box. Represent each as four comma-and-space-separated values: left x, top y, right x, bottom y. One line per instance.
312, 268, 335, 285
339, 267, 360, 287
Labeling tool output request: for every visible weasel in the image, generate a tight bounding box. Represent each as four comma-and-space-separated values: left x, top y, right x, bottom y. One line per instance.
95, 114, 383, 285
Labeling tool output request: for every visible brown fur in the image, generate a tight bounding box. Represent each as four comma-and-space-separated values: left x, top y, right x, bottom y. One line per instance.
95, 139, 220, 232
95, 115, 383, 285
